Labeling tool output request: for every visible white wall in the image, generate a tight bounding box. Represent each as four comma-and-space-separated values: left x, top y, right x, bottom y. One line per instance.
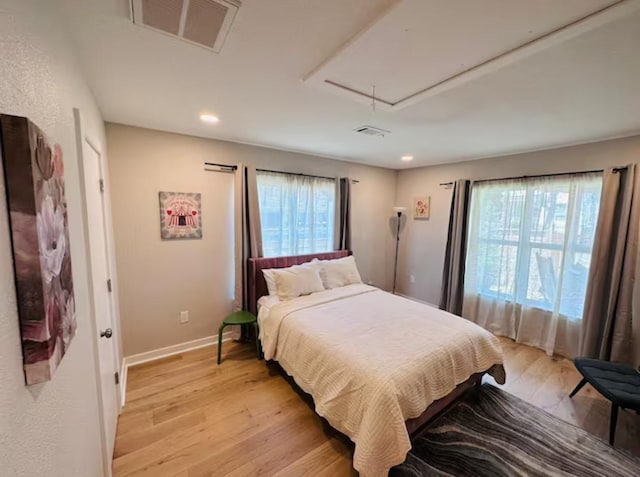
106, 123, 398, 356
0, 1, 108, 475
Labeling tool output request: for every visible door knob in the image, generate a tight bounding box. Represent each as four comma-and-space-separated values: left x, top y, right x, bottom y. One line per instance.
100, 328, 113, 339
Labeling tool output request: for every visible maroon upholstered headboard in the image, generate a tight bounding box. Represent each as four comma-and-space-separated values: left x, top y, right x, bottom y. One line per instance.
248, 251, 351, 315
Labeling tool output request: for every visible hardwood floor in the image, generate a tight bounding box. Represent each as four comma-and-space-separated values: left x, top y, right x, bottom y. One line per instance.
113, 337, 640, 476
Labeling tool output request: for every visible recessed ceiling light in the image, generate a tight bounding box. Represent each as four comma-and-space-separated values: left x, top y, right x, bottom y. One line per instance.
200, 114, 219, 124
401, 155, 414, 161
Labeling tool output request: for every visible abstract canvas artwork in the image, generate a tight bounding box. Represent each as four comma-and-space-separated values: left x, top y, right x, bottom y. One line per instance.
159, 191, 202, 239
413, 196, 431, 219
0, 114, 76, 385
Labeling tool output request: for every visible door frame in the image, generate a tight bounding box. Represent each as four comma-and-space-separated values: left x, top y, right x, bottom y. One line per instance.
74, 108, 123, 476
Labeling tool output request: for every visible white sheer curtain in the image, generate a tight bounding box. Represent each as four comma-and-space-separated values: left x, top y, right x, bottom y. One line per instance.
256, 171, 336, 257
462, 172, 603, 358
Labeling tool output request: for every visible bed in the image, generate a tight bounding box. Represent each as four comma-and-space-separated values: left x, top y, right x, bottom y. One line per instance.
249, 251, 505, 477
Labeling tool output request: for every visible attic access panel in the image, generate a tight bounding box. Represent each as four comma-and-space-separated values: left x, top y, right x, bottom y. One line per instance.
304, 0, 622, 111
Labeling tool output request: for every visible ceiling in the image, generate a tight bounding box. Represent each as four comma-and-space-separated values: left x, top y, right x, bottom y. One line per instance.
56, 0, 640, 169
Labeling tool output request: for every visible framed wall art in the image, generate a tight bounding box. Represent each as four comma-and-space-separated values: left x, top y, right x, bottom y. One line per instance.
413, 196, 431, 220
0, 114, 76, 385
159, 191, 202, 239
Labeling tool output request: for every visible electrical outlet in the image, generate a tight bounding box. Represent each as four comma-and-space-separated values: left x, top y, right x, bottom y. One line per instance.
179, 310, 189, 324
410, 275, 416, 283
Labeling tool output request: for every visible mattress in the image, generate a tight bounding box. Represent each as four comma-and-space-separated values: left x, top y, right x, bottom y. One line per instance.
258, 284, 505, 477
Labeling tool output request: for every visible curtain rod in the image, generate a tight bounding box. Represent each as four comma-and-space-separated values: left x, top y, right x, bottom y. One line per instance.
203, 163, 359, 183
256, 168, 360, 184
204, 162, 237, 171
472, 167, 624, 185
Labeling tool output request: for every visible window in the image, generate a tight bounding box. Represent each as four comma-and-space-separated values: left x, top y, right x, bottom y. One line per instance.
257, 170, 336, 258
464, 173, 602, 320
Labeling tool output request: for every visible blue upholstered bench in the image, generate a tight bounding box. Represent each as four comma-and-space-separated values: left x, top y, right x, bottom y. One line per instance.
569, 357, 640, 445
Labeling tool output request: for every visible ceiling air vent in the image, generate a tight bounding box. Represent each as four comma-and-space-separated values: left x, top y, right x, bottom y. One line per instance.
131, 0, 241, 53
354, 125, 391, 138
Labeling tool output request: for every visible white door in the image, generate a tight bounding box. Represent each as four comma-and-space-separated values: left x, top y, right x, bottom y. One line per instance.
83, 137, 119, 469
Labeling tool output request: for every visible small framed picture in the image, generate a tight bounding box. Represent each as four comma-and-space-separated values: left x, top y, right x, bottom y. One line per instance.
413, 196, 430, 219
159, 191, 202, 239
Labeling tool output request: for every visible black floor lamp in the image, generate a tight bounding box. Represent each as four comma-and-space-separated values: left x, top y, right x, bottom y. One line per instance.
392, 207, 406, 294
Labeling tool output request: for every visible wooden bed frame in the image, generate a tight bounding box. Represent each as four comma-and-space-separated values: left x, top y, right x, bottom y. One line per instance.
248, 251, 486, 437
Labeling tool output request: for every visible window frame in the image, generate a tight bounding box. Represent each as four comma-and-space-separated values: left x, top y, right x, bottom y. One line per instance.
468, 173, 602, 319
256, 170, 337, 258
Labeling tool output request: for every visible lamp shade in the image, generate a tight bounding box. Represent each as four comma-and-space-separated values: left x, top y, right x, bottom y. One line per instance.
392, 206, 407, 215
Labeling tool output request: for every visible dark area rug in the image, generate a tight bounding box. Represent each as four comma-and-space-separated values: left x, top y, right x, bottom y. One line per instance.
390, 385, 640, 477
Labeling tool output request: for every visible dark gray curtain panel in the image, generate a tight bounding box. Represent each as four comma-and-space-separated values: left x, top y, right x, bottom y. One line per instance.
580, 165, 639, 364
336, 177, 351, 251
234, 164, 263, 312
439, 179, 471, 315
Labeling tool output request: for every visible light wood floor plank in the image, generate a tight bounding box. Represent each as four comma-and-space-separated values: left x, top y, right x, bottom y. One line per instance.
271, 440, 356, 477
113, 338, 640, 476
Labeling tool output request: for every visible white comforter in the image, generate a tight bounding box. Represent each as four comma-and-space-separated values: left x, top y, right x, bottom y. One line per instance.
258, 284, 504, 477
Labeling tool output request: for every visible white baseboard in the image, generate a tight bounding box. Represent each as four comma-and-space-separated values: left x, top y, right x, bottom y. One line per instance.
119, 360, 128, 410
119, 331, 233, 407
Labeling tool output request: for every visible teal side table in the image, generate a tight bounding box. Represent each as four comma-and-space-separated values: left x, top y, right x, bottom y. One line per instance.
217, 311, 261, 365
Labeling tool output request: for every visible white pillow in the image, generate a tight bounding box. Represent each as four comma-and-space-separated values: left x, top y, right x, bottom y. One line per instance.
272, 264, 325, 300
318, 255, 362, 289
262, 268, 279, 296
262, 259, 321, 296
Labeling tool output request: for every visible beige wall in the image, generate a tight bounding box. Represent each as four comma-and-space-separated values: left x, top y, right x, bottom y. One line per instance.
0, 1, 108, 475
395, 135, 640, 366
395, 135, 640, 304
106, 123, 397, 356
